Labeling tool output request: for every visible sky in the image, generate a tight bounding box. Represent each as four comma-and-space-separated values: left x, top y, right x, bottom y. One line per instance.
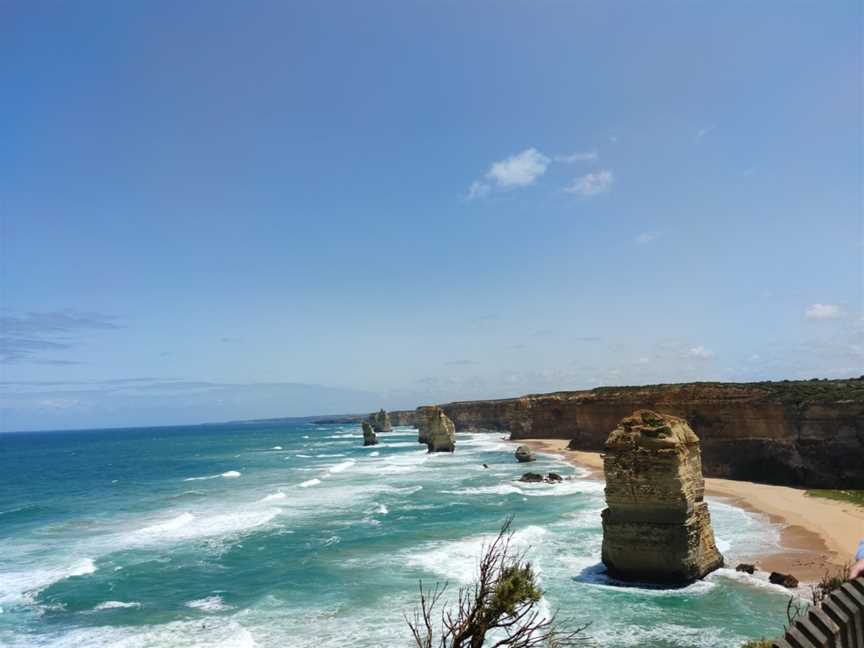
1, 1, 862, 431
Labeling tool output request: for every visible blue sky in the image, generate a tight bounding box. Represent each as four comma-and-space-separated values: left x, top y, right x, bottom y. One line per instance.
1, 1, 861, 431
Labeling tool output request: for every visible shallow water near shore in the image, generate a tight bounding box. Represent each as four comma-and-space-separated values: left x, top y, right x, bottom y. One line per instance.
0, 422, 794, 647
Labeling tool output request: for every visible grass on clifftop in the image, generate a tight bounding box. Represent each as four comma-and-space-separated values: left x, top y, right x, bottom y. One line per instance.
806, 489, 864, 508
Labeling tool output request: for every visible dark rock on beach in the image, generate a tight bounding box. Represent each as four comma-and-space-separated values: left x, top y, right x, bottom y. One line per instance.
769, 571, 799, 588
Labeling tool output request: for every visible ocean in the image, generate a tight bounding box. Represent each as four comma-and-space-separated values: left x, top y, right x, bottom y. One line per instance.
0, 422, 794, 647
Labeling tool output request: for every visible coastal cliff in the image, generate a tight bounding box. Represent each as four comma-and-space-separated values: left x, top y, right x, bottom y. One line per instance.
394, 379, 864, 488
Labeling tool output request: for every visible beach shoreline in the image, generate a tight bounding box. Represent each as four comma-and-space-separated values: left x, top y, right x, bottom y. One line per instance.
517, 438, 864, 583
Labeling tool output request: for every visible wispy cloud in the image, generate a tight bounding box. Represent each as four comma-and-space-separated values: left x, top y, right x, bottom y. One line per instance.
688, 345, 715, 359
696, 124, 716, 141
0, 310, 120, 364
635, 232, 658, 245
554, 150, 597, 163
467, 180, 491, 200
565, 169, 613, 196
805, 303, 842, 320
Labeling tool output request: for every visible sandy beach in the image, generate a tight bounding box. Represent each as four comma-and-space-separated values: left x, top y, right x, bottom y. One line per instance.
519, 438, 864, 582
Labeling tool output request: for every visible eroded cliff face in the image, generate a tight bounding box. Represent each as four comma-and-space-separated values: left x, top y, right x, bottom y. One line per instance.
389, 410, 418, 427
601, 411, 724, 583
412, 379, 864, 488
368, 409, 392, 434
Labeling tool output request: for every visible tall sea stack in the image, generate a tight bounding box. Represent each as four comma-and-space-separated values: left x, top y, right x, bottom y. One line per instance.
415, 405, 437, 445
424, 406, 456, 453
601, 410, 724, 583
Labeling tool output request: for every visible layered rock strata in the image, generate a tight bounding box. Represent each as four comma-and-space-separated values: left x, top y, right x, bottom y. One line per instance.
601, 410, 724, 583
397, 379, 864, 488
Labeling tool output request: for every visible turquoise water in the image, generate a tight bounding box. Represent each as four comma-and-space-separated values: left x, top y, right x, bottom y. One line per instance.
0, 422, 793, 647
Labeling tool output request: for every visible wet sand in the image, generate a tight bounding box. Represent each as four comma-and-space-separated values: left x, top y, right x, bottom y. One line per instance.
518, 438, 864, 582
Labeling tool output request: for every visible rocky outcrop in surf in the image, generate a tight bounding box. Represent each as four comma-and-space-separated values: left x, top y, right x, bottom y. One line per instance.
514, 445, 536, 463
361, 421, 378, 446
425, 407, 456, 453
601, 410, 724, 583
368, 409, 392, 434
395, 379, 864, 488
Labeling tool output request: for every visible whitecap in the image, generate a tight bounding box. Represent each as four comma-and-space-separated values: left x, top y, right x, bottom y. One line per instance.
123, 508, 278, 546
299, 478, 321, 488
271, 446, 283, 450
186, 595, 233, 612
406, 526, 547, 583
221, 470, 241, 478
441, 484, 524, 497
0, 557, 97, 605
296, 454, 312, 458
259, 491, 286, 503
94, 600, 142, 610
368, 451, 380, 457
327, 460, 355, 474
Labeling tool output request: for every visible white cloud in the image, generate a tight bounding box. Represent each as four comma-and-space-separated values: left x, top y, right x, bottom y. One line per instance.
696, 125, 716, 141
467, 148, 551, 199
467, 181, 490, 200
635, 232, 658, 245
805, 303, 842, 320
688, 345, 715, 359
487, 148, 550, 188
565, 169, 613, 196
554, 150, 597, 163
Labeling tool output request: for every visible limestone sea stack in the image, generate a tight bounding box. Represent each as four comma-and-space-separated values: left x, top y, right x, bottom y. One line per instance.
369, 409, 392, 434
601, 410, 724, 583
415, 405, 437, 445
361, 421, 378, 446
425, 407, 456, 453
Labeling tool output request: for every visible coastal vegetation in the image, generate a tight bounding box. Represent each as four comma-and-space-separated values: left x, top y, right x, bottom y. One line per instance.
806, 489, 864, 508
406, 517, 587, 647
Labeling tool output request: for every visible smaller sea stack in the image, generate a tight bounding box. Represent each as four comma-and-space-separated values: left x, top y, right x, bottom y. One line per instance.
601, 410, 724, 583
361, 421, 378, 446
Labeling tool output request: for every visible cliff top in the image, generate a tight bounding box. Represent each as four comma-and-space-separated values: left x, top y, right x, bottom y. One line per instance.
433, 377, 864, 409
606, 410, 700, 450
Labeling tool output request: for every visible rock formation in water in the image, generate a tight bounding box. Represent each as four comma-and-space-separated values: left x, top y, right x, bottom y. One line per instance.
368, 409, 392, 434
601, 410, 724, 583
415, 405, 438, 445
425, 407, 456, 453
361, 421, 378, 446
390, 378, 864, 488
514, 445, 536, 463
